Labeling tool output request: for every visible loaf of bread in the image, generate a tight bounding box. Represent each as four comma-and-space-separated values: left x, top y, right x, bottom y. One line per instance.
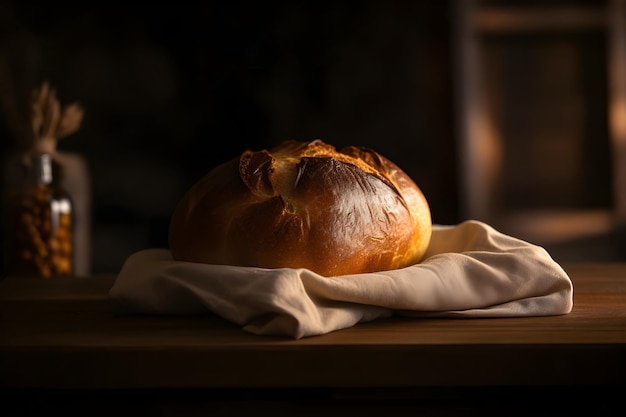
168, 139, 432, 276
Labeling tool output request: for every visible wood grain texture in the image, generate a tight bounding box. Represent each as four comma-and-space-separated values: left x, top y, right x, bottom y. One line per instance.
1, 263, 625, 390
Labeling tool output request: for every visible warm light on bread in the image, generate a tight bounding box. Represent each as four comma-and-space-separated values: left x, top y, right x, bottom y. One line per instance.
168, 139, 432, 276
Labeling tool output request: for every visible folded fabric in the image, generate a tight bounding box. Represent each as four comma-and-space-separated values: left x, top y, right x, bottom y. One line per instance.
109, 220, 573, 339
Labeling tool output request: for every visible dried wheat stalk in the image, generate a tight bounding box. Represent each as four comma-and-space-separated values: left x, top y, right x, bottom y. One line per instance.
30, 81, 84, 153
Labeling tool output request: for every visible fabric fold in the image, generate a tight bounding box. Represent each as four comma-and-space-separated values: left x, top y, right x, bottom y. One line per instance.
109, 220, 573, 339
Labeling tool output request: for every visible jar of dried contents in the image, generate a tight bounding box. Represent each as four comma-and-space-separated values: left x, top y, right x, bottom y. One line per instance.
6, 153, 73, 277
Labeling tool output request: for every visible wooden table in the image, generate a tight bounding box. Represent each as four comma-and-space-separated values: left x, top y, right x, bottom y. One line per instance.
1, 263, 625, 416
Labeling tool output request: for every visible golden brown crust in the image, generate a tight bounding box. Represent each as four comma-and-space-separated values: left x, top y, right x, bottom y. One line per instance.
168, 139, 432, 276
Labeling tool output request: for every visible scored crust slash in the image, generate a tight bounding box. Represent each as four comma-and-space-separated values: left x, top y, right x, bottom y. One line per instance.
168, 139, 432, 277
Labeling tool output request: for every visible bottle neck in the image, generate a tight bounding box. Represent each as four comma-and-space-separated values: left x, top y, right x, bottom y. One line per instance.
37, 153, 54, 185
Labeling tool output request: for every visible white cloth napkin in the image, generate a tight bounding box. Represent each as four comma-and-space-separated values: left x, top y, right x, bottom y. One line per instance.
109, 220, 573, 339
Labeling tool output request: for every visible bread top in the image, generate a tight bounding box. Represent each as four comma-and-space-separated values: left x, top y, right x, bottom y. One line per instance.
169, 139, 432, 276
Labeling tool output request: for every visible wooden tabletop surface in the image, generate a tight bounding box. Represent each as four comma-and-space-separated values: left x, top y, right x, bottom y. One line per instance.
1, 262, 625, 390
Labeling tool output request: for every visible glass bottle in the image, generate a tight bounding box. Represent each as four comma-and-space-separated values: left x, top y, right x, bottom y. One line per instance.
5, 153, 73, 277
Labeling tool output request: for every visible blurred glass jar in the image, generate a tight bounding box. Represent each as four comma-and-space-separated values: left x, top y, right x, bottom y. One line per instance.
1, 81, 92, 277
4, 153, 74, 277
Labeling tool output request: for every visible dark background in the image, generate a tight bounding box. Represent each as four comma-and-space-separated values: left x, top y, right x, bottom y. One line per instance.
5, 0, 619, 275
1, 0, 458, 273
